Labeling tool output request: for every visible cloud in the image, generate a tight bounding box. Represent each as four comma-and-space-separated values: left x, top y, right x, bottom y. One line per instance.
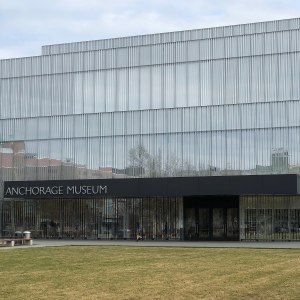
0, 0, 300, 59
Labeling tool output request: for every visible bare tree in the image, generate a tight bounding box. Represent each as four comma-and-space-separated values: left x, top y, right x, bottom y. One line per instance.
128, 145, 151, 176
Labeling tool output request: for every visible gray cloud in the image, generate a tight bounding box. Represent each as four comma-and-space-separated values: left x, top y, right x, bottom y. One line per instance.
0, 0, 300, 59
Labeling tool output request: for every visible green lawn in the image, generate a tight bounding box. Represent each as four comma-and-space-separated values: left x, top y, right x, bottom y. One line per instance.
0, 246, 300, 299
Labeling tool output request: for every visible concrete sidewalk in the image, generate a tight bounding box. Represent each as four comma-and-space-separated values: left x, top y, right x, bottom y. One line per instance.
2, 239, 300, 249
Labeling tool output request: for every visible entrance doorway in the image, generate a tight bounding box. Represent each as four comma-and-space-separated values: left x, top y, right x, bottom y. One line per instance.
184, 196, 239, 241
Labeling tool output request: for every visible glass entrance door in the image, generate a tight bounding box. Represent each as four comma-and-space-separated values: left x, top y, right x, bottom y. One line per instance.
213, 208, 225, 238
226, 208, 239, 239
212, 208, 239, 240
198, 208, 209, 239
184, 208, 210, 240
184, 197, 239, 241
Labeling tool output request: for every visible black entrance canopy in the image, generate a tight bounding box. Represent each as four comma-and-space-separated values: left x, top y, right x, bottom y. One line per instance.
3, 174, 300, 199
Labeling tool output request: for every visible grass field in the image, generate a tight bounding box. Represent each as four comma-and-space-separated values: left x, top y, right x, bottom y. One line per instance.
0, 246, 300, 299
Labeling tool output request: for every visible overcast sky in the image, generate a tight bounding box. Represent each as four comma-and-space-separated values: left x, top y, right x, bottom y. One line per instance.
0, 0, 300, 59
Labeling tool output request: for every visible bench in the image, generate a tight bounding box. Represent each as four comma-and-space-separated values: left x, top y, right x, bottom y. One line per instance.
0, 238, 33, 247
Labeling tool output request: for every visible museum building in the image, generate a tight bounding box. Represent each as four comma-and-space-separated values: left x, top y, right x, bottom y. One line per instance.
1, 18, 300, 241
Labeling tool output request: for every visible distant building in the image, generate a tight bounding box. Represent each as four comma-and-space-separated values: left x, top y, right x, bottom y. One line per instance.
256, 148, 289, 173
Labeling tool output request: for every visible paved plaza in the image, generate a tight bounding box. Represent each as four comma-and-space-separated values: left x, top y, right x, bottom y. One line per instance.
1, 239, 300, 250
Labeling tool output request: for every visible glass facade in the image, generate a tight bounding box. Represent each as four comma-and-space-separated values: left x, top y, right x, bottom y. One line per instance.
1, 197, 183, 240
1, 18, 300, 240
1, 19, 300, 180
240, 196, 300, 241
